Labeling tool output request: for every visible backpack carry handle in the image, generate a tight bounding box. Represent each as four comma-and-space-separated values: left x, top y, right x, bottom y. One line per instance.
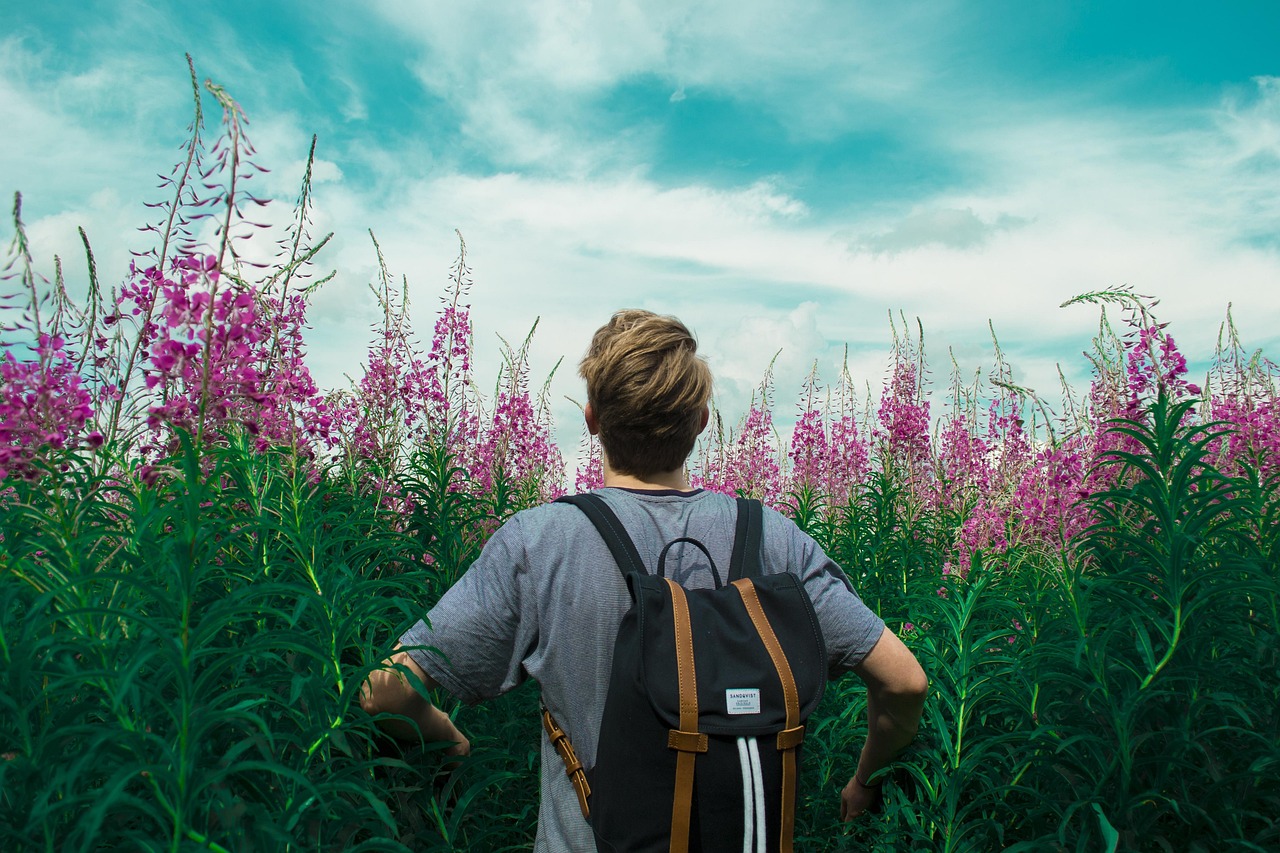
656, 537, 723, 588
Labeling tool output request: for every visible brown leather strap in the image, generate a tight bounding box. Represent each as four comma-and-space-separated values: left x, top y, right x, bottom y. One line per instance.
732, 578, 803, 853
541, 707, 592, 819
780, 746, 797, 851
776, 724, 806, 751
667, 729, 709, 753
665, 579, 700, 853
671, 749, 696, 853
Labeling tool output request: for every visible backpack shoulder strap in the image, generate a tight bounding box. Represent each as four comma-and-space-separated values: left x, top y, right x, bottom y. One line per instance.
727, 497, 764, 582
555, 494, 647, 579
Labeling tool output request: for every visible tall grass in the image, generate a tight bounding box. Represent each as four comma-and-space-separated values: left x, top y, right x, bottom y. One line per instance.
0, 433, 551, 850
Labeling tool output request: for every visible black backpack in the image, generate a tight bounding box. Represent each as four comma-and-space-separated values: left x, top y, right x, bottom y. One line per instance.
547, 494, 827, 853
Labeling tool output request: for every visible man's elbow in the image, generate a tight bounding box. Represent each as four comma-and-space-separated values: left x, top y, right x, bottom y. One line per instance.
360, 667, 398, 717
359, 676, 382, 716
900, 660, 929, 704
360, 650, 439, 719
896, 661, 929, 732
894, 659, 929, 711
879, 659, 928, 736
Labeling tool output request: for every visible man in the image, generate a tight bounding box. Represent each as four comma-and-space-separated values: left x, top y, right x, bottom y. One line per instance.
361, 310, 927, 850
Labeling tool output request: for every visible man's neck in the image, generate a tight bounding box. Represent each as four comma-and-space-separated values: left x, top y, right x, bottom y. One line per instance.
601, 465, 693, 492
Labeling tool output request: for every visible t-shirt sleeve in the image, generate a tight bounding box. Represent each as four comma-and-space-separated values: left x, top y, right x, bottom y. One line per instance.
398, 516, 534, 705
773, 512, 886, 674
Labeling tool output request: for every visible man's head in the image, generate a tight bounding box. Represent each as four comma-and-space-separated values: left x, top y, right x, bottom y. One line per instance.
579, 310, 712, 478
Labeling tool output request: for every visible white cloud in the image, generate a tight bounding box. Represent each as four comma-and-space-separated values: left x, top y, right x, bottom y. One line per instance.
854, 208, 1030, 253
1217, 75, 1280, 164
368, 0, 947, 170
0, 38, 183, 210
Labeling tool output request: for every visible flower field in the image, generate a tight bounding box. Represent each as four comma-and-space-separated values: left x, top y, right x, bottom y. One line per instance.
3, 65, 1278, 852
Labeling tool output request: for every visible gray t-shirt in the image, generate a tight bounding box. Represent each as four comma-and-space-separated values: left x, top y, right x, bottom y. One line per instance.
400, 487, 886, 851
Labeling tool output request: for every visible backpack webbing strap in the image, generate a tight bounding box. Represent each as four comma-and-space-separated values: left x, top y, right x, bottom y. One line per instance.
664, 578, 707, 853
727, 497, 764, 582
732, 578, 804, 853
555, 494, 647, 578
541, 706, 592, 820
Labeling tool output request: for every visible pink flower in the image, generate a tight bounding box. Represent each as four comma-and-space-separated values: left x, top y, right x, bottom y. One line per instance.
0, 340, 98, 479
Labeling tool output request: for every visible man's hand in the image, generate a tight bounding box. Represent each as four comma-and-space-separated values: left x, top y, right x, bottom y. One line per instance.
840, 776, 882, 821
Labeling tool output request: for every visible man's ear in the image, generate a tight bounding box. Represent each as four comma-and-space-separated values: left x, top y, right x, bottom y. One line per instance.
698, 406, 710, 434
585, 402, 600, 436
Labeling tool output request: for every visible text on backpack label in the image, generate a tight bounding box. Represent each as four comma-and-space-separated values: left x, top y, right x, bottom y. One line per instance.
726, 688, 761, 715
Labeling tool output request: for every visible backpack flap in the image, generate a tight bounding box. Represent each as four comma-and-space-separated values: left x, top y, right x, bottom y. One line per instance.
629, 571, 827, 737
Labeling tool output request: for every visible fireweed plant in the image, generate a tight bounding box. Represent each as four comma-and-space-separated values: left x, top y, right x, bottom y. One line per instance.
2, 63, 1278, 851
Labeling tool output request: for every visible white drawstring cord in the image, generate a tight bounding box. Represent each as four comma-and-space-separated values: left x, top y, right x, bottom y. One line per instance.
747, 738, 766, 853
736, 736, 768, 853
737, 737, 754, 852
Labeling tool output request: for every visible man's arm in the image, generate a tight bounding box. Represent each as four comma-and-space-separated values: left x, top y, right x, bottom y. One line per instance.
359, 646, 470, 757
841, 627, 928, 821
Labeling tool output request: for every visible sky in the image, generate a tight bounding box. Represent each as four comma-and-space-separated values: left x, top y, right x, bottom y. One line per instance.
3, 0, 1279, 468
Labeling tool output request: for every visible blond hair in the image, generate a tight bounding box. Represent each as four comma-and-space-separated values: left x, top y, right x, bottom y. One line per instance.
579, 310, 712, 477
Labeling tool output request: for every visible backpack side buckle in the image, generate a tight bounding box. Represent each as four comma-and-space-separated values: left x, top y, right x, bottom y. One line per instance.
542, 705, 592, 819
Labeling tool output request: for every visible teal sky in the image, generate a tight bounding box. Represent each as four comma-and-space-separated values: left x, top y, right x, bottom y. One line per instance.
4, 1, 1280, 460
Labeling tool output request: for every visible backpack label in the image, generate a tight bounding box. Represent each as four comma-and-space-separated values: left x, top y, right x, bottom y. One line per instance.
726, 688, 761, 715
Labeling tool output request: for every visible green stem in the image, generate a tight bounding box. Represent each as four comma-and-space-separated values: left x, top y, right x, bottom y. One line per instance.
185, 828, 232, 853
1139, 602, 1182, 690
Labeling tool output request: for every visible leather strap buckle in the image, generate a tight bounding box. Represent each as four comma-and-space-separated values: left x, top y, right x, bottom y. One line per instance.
541, 706, 592, 819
